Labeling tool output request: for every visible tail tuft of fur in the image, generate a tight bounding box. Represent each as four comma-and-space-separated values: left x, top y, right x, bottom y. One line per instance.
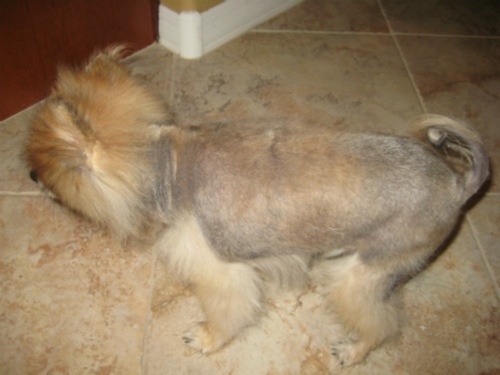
411, 114, 490, 201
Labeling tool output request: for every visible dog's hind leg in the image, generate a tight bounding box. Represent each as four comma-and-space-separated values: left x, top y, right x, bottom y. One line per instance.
314, 254, 400, 366
158, 214, 262, 353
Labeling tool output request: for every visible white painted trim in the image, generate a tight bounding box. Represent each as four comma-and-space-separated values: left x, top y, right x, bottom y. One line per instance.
159, 5, 181, 54
179, 11, 203, 59
159, 0, 302, 59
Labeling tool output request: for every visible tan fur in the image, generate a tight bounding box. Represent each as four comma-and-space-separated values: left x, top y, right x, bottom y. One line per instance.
313, 254, 400, 365
158, 213, 262, 352
26, 47, 490, 366
26, 46, 169, 240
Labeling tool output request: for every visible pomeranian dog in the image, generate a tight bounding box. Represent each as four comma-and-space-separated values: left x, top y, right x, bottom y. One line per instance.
26, 47, 489, 366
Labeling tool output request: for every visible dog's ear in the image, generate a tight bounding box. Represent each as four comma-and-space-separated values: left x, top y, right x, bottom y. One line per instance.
48, 100, 97, 170
52, 102, 86, 143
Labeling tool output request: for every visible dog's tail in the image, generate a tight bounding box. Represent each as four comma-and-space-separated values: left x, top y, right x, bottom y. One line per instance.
411, 114, 490, 202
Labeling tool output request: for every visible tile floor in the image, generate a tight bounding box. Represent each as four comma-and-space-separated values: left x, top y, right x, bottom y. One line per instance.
1, 0, 499, 374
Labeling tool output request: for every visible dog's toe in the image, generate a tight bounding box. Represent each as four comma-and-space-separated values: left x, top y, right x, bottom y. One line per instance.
331, 339, 368, 367
182, 322, 227, 354
182, 336, 193, 344
331, 340, 349, 366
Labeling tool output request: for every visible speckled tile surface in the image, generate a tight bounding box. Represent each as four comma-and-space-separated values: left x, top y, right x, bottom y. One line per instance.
1, 1, 499, 374
258, 0, 388, 33
0, 197, 152, 374
171, 33, 421, 132
0, 107, 37, 193
381, 0, 500, 36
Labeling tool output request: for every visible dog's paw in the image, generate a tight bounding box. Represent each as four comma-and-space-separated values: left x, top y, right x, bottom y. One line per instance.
331, 340, 367, 367
182, 322, 227, 354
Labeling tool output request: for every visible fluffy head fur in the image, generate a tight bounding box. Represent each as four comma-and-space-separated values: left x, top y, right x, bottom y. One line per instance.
26, 47, 490, 366
27, 46, 169, 240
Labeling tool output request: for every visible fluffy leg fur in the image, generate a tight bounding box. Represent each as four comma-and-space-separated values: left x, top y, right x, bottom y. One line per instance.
314, 254, 400, 366
157, 214, 262, 353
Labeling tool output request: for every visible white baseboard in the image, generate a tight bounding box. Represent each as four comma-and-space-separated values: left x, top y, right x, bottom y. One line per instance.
159, 0, 302, 59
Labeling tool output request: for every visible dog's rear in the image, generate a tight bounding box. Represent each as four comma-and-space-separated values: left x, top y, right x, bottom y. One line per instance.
159, 114, 489, 365
321, 115, 489, 366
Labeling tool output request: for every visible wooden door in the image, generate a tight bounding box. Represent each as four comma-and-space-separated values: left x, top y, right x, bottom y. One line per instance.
0, 0, 158, 120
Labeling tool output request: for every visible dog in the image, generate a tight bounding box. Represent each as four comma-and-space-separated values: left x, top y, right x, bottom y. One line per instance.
26, 47, 489, 366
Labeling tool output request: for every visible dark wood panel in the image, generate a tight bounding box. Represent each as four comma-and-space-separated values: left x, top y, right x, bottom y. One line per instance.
0, 0, 158, 120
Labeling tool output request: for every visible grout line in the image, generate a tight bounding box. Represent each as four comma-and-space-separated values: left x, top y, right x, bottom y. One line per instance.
168, 54, 178, 109
252, 27, 500, 40
393, 32, 500, 40
140, 250, 159, 375
377, 0, 428, 114
0, 190, 44, 197
251, 28, 391, 36
467, 216, 500, 301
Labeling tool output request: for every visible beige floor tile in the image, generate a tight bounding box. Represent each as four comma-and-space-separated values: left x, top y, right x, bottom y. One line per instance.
258, 0, 388, 33
398, 36, 500, 192
0, 197, 152, 374
382, 0, 500, 36
468, 195, 500, 291
172, 33, 422, 134
0, 107, 39, 193
391, 220, 499, 375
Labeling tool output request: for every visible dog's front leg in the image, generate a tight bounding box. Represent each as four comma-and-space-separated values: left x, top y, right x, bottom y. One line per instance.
183, 260, 262, 353
159, 214, 262, 353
